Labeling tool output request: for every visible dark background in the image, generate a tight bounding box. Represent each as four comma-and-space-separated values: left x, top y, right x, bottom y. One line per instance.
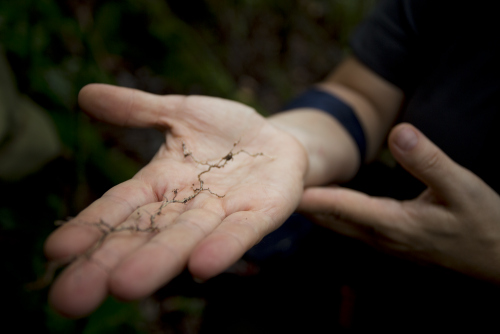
0, 1, 378, 332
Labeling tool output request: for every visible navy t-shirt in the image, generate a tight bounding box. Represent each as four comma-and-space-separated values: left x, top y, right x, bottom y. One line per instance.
350, 0, 500, 194
338, 1, 500, 329
239, 2, 500, 331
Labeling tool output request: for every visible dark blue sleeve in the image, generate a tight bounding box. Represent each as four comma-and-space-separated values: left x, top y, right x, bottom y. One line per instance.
283, 88, 366, 162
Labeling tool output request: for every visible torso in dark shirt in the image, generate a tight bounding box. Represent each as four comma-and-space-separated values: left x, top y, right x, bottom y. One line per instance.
351, 0, 500, 196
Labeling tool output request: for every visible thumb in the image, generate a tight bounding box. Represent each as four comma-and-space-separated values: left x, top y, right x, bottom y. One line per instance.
78, 84, 185, 129
388, 123, 464, 200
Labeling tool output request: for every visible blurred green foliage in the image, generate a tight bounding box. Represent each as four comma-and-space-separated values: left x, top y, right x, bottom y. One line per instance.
0, 0, 377, 332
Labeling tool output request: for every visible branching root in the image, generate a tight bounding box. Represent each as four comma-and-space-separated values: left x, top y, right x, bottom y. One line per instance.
29, 140, 267, 289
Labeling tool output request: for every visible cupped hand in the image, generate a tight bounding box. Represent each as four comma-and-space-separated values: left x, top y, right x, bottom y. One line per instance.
44, 84, 308, 317
300, 123, 500, 283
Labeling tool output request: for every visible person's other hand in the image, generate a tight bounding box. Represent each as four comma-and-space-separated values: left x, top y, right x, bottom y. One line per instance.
45, 84, 308, 317
300, 123, 500, 282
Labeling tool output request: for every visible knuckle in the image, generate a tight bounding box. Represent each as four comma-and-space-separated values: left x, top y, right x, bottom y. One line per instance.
417, 148, 442, 176
459, 169, 488, 198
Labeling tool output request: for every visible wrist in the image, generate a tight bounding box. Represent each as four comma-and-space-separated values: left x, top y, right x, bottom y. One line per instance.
282, 87, 367, 163
268, 109, 359, 186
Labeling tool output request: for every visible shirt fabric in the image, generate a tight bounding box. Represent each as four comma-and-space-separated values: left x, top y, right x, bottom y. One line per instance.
340, 0, 500, 330
350, 0, 500, 196
229, 2, 500, 332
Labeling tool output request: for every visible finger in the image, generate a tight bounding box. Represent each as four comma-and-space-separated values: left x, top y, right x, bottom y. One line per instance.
48, 208, 165, 318
48, 236, 147, 318
44, 179, 158, 260
298, 186, 407, 240
78, 84, 261, 139
78, 84, 185, 129
48, 257, 108, 318
188, 210, 275, 281
108, 208, 224, 300
186, 184, 302, 281
388, 123, 468, 202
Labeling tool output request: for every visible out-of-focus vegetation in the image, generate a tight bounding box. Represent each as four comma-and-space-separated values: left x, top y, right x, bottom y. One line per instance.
0, 0, 377, 332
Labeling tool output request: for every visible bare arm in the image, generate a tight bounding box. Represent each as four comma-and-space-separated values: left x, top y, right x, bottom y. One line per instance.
295, 58, 500, 284
44, 57, 405, 318
269, 56, 404, 185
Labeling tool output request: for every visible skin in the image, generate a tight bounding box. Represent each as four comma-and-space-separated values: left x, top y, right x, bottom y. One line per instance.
299, 123, 500, 284
44, 56, 500, 318
45, 84, 309, 317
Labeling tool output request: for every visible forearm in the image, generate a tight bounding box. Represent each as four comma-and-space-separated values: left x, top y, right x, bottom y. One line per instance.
269, 56, 403, 186
268, 109, 359, 186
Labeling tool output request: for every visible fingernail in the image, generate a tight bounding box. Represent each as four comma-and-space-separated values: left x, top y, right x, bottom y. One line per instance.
394, 127, 418, 151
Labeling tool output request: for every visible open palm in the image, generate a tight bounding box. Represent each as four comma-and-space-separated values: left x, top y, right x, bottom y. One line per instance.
45, 84, 308, 317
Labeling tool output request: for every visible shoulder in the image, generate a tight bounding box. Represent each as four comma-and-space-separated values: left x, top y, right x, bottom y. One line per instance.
349, 0, 460, 92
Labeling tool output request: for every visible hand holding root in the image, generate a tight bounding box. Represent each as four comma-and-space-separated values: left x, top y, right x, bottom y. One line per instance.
43, 84, 308, 318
